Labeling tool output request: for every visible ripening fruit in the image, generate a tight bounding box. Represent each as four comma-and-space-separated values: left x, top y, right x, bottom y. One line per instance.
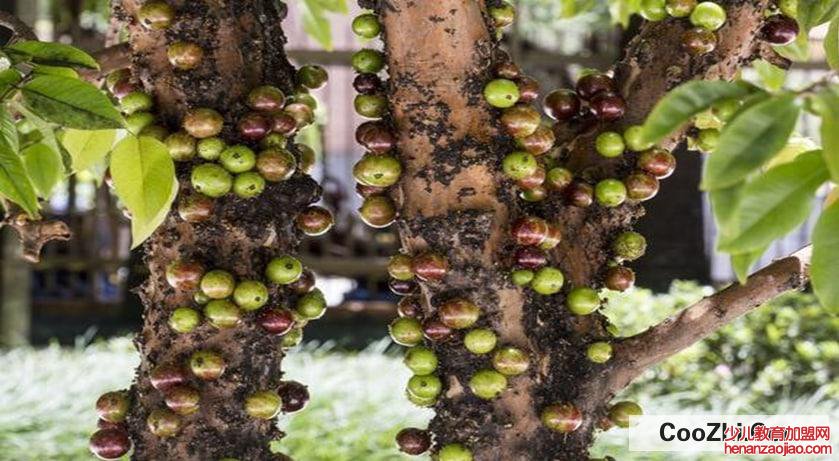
388, 254, 414, 281
566, 181, 594, 207
165, 131, 196, 161
289, 269, 315, 295
150, 363, 189, 390
492, 346, 530, 376
437, 444, 473, 461
138, 1, 175, 30
298, 65, 329, 89
623, 125, 654, 152
147, 408, 181, 438
544, 89, 580, 121
464, 328, 497, 354
183, 108, 223, 139
530, 267, 565, 295
541, 403, 583, 433
511, 269, 534, 286
407, 374, 442, 400
233, 172, 265, 198
396, 427, 431, 455
682, 27, 717, 55
120, 91, 153, 115
89, 428, 131, 460
284, 102, 315, 128
520, 186, 547, 202
165, 260, 204, 292
164, 385, 200, 415
404, 346, 438, 375
511, 216, 549, 246
397, 296, 422, 318
238, 112, 272, 142
546, 167, 573, 190
608, 401, 643, 428
640, 0, 667, 21
613, 231, 647, 261
260, 133, 287, 150
567, 287, 601, 315
271, 112, 298, 136
390, 317, 423, 346
204, 299, 241, 329
624, 172, 659, 201
501, 104, 541, 138
590, 93, 626, 121
191, 163, 233, 197
278, 381, 310, 413
96, 391, 130, 423
245, 391, 282, 419
484, 78, 520, 108
352, 13, 381, 38
200, 269, 235, 299
296, 288, 327, 319
167, 41, 204, 70
197, 137, 226, 160
517, 125, 555, 155
438, 298, 480, 329
540, 225, 562, 251
666, 0, 696, 17
169, 307, 201, 333
354, 94, 388, 119
690, 2, 727, 31
353, 153, 402, 187
189, 350, 226, 380
296, 206, 334, 236
258, 308, 295, 335
595, 131, 625, 158
502, 151, 538, 181
352, 48, 385, 73
422, 318, 453, 342
595, 179, 628, 207
266, 255, 303, 285
248, 85, 285, 112
469, 369, 508, 400
356, 120, 396, 154
516, 168, 545, 190
257, 148, 296, 182
637, 147, 676, 178
605, 266, 635, 292
412, 252, 449, 282
494, 60, 520, 80
232, 280, 269, 311
359, 195, 397, 228
587, 341, 613, 363
576, 73, 615, 100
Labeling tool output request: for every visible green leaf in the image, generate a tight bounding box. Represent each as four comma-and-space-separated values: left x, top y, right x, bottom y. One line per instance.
812, 202, 839, 314
21, 75, 123, 130
731, 246, 769, 284
608, 0, 641, 27
827, 13, 839, 71
60, 129, 116, 173
702, 94, 800, 190
0, 107, 38, 215
797, 0, 839, 28
640, 80, 756, 145
718, 151, 828, 253
300, 0, 333, 51
312, 0, 348, 13
109, 135, 176, 248
22, 142, 63, 198
0, 68, 21, 98
811, 89, 839, 182
6, 41, 99, 69
750, 59, 787, 92
774, 29, 810, 62
31, 64, 79, 79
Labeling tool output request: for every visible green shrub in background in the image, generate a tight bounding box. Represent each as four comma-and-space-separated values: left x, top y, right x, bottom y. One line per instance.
604, 281, 839, 409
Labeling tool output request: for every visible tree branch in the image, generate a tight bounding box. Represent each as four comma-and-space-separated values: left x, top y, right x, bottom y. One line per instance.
2, 207, 71, 263
0, 11, 37, 41
604, 246, 812, 397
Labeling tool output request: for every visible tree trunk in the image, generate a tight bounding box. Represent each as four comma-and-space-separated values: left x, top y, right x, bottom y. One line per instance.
115, 1, 319, 459
377, 0, 775, 459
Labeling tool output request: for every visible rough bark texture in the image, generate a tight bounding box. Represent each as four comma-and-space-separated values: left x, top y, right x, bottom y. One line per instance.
379, 0, 783, 459
116, 1, 318, 459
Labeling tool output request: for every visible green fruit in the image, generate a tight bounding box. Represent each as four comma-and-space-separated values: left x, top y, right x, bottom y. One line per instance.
120, 91, 153, 115
354, 94, 388, 119
194, 290, 210, 305
389, 317, 423, 346
609, 401, 643, 428
200, 270, 235, 299
244, 391, 282, 419
489, 2, 515, 28
567, 287, 600, 315
296, 288, 326, 319
353, 153, 402, 187
233, 172, 265, 198
690, 2, 727, 31
166, 131, 196, 161
167, 41, 204, 70
352, 49, 385, 73
511, 269, 534, 286
469, 369, 507, 400
502, 151, 537, 181
587, 341, 613, 363
492, 346, 529, 376
530, 267, 564, 295
138, 1, 175, 30
712, 98, 741, 122
405, 388, 436, 407
169, 307, 200, 333
640, 0, 667, 20
666, 0, 696, 17
220, 145, 256, 173
623, 125, 654, 152
126, 112, 156, 134
297, 65, 328, 89
388, 254, 414, 281
282, 328, 304, 348
204, 299, 241, 329
197, 137, 226, 160
189, 350, 226, 380
191, 163, 233, 198
595, 131, 625, 158
464, 328, 497, 354
407, 374, 442, 400
183, 108, 224, 139
140, 124, 168, 140
436, 443, 473, 461
546, 167, 573, 190
595, 179, 628, 207
233, 280, 269, 311
266, 255, 303, 284
404, 346, 438, 375
352, 13, 381, 38
146, 408, 181, 437
696, 128, 720, 152
484, 78, 520, 108
96, 391, 130, 423
613, 231, 647, 261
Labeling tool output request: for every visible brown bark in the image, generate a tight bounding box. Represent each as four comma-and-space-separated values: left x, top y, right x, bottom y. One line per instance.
116, 1, 318, 460
380, 1, 780, 459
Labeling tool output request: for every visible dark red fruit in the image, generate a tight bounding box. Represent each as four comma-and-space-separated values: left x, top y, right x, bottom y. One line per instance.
238, 112, 272, 141
575, 73, 615, 100
544, 89, 580, 121
397, 296, 423, 318
389, 278, 417, 295
89, 429, 131, 460
259, 308, 296, 335
356, 121, 396, 154
422, 318, 453, 342
511, 216, 549, 246
177, 194, 214, 222
762, 14, 799, 45
278, 380, 310, 413
289, 269, 316, 295
514, 247, 547, 269
605, 266, 635, 292
411, 252, 449, 282
637, 147, 676, 178
396, 427, 431, 455
353, 73, 383, 94
517, 76, 540, 104
355, 183, 388, 198
165, 260, 204, 291
624, 171, 660, 201
271, 112, 298, 136
248, 85, 286, 112
150, 364, 189, 391
565, 181, 594, 207
493, 61, 520, 80
590, 93, 626, 121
